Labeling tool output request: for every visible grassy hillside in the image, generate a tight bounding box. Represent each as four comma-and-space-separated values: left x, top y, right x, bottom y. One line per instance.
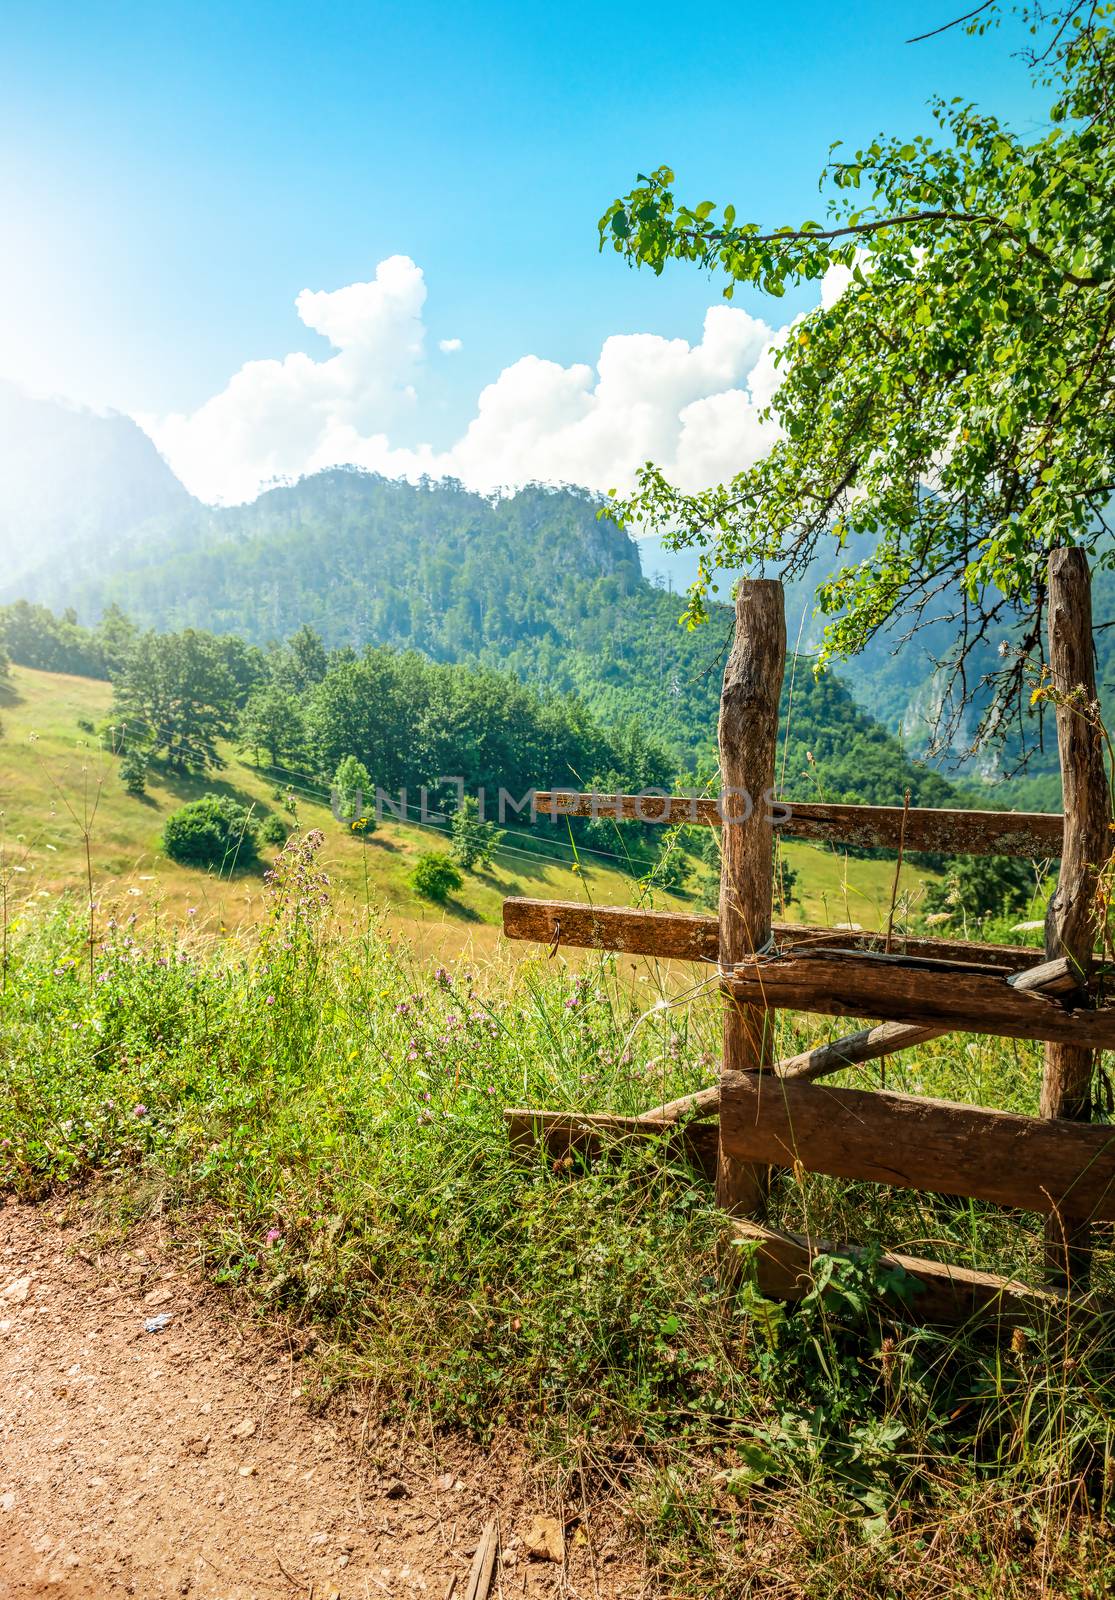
0, 666, 945, 956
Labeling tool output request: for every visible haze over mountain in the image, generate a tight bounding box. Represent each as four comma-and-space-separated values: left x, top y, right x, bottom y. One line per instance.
0, 382, 195, 588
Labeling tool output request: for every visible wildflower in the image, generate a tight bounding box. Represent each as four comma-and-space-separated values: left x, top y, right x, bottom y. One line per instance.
132, 1104, 147, 1118
265, 995, 275, 1006
434, 966, 450, 988
186, 907, 197, 917
265, 1228, 282, 1246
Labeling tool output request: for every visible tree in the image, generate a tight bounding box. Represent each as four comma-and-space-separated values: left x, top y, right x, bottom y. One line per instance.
410, 851, 462, 902
273, 624, 329, 696
599, 2, 1115, 757
112, 629, 238, 774
96, 605, 138, 678
332, 754, 375, 832
162, 794, 260, 871
239, 682, 308, 770
924, 852, 1039, 922
119, 747, 149, 797
450, 795, 503, 871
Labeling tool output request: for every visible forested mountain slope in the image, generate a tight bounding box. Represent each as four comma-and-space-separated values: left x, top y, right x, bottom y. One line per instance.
11, 469, 963, 805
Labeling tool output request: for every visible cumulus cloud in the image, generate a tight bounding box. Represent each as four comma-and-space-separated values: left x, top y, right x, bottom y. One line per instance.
142, 255, 843, 506
438, 337, 463, 354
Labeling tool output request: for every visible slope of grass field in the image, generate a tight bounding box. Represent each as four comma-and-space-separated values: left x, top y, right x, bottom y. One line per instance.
0, 666, 946, 961
1, 855, 1110, 1599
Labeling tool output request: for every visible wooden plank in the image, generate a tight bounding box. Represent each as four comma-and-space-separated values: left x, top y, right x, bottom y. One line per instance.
502, 897, 1041, 974
730, 1219, 1073, 1328
641, 959, 1082, 1120
718, 1071, 1115, 1219
533, 791, 1063, 858
716, 578, 785, 1216
1042, 547, 1112, 1286
719, 950, 1115, 1049
504, 1109, 720, 1181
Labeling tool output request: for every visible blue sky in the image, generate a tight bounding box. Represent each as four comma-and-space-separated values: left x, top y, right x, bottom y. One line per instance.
1, 1, 1045, 499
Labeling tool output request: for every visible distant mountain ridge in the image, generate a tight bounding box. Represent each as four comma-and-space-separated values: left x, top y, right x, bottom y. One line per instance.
0, 382, 195, 590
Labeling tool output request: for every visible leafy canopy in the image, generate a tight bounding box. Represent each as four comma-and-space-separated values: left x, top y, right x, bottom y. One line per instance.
599, 2, 1115, 745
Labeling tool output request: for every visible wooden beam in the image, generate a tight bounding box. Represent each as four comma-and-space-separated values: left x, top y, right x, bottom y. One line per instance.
730, 1219, 1074, 1328
716, 578, 785, 1216
533, 791, 1063, 858
641, 958, 1081, 1121
641, 1024, 946, 1124
1042, 547, 1112, 1287
719, 949, 1115, 1048
504, 1108, 719, 1181
502, 896, 1042, 974
718, 1071, 1115, 1219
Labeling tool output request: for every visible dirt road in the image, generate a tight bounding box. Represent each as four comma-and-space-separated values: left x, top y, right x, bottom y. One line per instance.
0, 1200, 640, 1599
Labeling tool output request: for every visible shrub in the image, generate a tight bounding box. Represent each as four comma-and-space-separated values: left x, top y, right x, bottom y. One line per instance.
332, 754, 377, 836
259, 814, 288, 845
162, 794, 260, 871
410, 851, 462, 902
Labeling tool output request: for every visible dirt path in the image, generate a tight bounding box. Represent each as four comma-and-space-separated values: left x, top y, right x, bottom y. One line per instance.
0, 1199, 642, 1599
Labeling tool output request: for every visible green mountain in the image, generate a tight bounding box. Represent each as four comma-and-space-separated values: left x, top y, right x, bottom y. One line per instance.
6, 467, 963, 809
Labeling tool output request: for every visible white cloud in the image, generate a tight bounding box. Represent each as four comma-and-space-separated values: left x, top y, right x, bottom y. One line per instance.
438, 337, 463, 354
141, 255, 849, 506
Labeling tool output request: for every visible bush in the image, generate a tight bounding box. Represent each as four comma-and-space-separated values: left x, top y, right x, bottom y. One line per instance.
259, 814, 288, 845
410, 851, 462, 902
162, 794, 260, 871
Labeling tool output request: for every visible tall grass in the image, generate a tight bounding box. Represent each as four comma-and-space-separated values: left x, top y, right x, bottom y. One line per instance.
0, 830, 1112, 1597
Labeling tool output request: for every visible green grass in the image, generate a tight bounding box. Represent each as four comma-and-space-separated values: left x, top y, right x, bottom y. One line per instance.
0, 664, 706, 960
1, 832, 1112, 1599
0, 666, 956, 965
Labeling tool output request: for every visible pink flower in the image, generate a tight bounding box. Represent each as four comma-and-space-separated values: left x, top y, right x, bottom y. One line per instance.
265, 995, 275, 1006
132, 1104, 147, 1118
265, 1228, 282, 1246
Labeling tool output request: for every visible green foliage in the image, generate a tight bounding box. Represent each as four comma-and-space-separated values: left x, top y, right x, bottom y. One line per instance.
162, 793, 260, 871
599, 5, 1115, 752
118, 746, 149, 798
0, 599, 107, 677
409, 850, 462, 901
923, 852, 1042, 922
332, 753, 372, 818
258, 813, 288, 846
239, 681, 308, 769
113, 629, 242, 774
449, 795, 502, 871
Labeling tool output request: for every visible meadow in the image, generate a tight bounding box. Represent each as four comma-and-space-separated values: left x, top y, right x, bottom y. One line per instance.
0, 663, 950, 956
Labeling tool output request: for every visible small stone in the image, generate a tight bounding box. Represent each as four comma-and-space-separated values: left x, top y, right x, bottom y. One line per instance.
0, 1492, 15, 1512
143, 1285, 174, 1308
230, 1418, 256, 1439
0, 1277, 30, 1303
238, 1464, 256, 1478
524, 1513, 564, 1563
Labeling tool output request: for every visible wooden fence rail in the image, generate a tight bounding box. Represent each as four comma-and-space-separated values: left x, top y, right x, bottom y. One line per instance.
533, 791, 1064, 858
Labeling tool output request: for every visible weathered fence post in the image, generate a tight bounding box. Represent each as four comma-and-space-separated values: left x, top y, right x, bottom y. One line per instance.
717, 578, 786, 1215
1042, 547, 1111, 1287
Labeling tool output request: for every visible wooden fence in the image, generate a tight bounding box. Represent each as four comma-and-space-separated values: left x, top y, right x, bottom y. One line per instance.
502, 552, 1115, 1323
